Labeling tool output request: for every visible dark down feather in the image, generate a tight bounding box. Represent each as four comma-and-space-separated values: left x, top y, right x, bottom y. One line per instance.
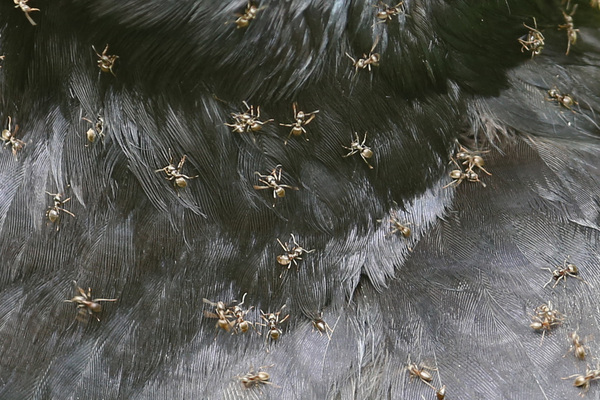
1, 0, 600, 399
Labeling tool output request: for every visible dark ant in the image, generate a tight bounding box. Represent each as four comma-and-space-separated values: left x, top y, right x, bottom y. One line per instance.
155, 152, 199, 189
226, 101, 273, 133
541, 257, 588, 288
518, 18, 544, 58
82, 115, 105, 143
202, 298, 234, 332
229, 293, 255, 334
406, 356, 436, 390
559, 3, 579, 56
565, 331, 587, 360
233, 1, 265, 29
64, 281, 117, 322
455, 144, 491, 176
260, 305, 289, 341
14, 0, 39, 26
46, 191, 75, 229
253, 165, 298, 206
342, 132, 374, 169
238, 366, 274, 388
92, 45, 119, 77
279, 102, 319, 144
563, 365, 600, 394
276, 234, 315, 277
443, 158, 486, 188
374, 2, 404, 23
345, 37, 380, 73
548, 87, 577, 110
1, 116, 26, 156
312, 311, 334, 340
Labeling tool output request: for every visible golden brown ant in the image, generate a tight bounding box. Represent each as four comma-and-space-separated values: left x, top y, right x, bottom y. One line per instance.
253, 165, 298, 206
229, 293, 255, 334
518, 18, 544, 58
312, 311, 334, 340
233, 1, 265, 29
46, 191, 75, 229
92, 45, 119, 77
64, 281, 117, 322
565, 331, 587, 360
1, 116, 25, 156
374, 2, 404, 23
342, 132, 374, 169
202, 298, 234, 332
455, 144, 491, 176
155, 152, 199, 190
406, 356, 436, 390
443, 158, 486, 188
260, 305, 289, 341
279, 102, 319, 144
238, 366, 273, 388
82, 115, 105, 143
436, 385, 446, 400
345, 37, 380, 73
14, 0, 39, 26
559, 3, 579, 56
563, 365, 600, 394
530, 301, 564, 344
226, 101, 273, 133
276, 234, 315, 277
542, 257, 588, 288
548, 87, 577, 110
383, 212, 411, 238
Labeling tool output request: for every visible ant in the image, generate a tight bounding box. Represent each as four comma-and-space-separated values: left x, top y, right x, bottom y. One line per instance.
342, 132, 374, 169
443, 158, 486, 188
279, 102, 319, 144
312, 311, 334, 340
406, 356, 436, 390
455, 144, 491, 176
563, 365, 600, 394
230, 293, 255, 334
82, 115, 105, 144
260, 305, 289, 341
382, 211, 411, 238
202, 298, 234, 332
92, 45, 119, 77
226, 101, 273, 133
46, 191, 75, 229
541, 257, 588, 288
559, 3, 579, 56
14, 0, 39, 26
155, 152, 199, 190
64, 281, 117, 322
548, 87, 577, 110
233, 1, 265, 29
530, 301, 564, 344
436, 385, 446, 400
374, 2, 404, 23
253, 165, 298, 206
518, 18, 544, 58
276, 234, 315, 277
238, 366, 274, 389
565, 331, 587, 360
346, 37, 380, 73
1, 116, 26, 156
